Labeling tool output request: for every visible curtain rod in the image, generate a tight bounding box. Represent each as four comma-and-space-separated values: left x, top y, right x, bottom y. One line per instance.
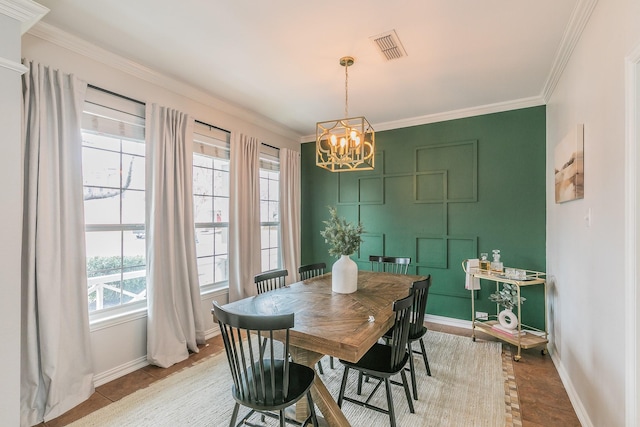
261, 142, 280, 151
195, 119, 230, 134
88, 84, 145, 106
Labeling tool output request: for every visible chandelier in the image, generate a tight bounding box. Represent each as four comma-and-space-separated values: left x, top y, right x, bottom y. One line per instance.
316, 56, 375, 172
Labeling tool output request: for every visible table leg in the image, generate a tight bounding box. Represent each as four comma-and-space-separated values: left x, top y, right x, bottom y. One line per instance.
290, 346, 352, 427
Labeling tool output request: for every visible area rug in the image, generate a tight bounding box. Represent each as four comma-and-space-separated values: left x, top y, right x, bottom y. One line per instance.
69, 331, 511, 427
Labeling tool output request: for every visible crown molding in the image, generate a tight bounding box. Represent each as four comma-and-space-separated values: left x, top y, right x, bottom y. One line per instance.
27, 21, 301, 142
0, 0, 48, 34
542, 0, 599, 102
300, 96, 546, 142
0, 56, 27, 74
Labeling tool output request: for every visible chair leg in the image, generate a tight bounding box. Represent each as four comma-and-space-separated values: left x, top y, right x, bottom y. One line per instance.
384, 378, 396, 427
419, 337, 432, 376
408, 343, 418, 400
338, 366, 350, 407
357, 371, 364, 395
317, 360, 324, 375
279, 409, 285, 427
329, 356, 334, 369
229, 403, 240, 427
400, 369, 415, 414
306, 391, 319, 427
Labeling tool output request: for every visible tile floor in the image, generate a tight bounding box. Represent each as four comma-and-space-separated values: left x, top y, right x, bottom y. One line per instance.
39, 322, 580, 427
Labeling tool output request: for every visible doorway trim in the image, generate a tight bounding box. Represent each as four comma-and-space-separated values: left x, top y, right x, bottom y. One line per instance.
624, 43, 640, 427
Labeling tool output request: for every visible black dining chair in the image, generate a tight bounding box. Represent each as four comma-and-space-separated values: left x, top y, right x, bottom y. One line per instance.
337, 294, 415, 427
369, 255, 411, 274
254, 269, 288, 294
297, 262, 333, 374
383, 275, 432, 400
213, 302, 319, 427
298, 262, 326, 281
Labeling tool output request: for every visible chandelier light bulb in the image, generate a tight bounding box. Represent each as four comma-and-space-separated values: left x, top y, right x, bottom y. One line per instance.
330, 134, 337, 146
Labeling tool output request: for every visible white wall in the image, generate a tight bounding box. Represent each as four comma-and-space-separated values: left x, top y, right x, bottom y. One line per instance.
546, 0, 640, 426
21, 25, 296, 385
0, 12, 26, 427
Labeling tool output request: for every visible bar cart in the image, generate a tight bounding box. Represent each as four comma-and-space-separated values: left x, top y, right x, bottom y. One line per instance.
462, 260, 548, 361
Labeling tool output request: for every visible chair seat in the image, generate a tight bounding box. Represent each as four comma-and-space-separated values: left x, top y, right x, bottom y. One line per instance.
383, 325, 427, 342
340, 343, 410, 377
233, 360, 316, 411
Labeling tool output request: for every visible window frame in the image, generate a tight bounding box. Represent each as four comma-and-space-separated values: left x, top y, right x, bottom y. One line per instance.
81, 86, 147, 324
192, 122, 231, 293
259, 147, 282, 272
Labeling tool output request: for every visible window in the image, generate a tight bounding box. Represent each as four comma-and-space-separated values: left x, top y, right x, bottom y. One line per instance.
81, 87, 146, 316
259, 148, 281, 271
192, 122, 231, 290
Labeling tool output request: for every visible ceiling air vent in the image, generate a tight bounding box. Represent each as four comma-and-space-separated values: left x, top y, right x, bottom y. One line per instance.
370, 30, 407, 61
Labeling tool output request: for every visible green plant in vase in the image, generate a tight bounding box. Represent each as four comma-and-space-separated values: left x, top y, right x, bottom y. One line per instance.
320, 206, 364, 293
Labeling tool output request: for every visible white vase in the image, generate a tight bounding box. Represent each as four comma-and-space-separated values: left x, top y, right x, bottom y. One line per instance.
498, 308, 518, 330
332, 254, 358, 294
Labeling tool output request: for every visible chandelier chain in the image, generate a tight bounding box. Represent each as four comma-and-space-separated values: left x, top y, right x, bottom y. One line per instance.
344, 63, 349, 118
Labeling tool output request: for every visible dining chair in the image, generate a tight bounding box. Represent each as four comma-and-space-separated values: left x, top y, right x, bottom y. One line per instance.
297, 262, 333, 374
369, 255, 411, 274
298, 262, 326, 281
254, 269, 288, 294
383, 275, 432, 400
337, 294, 415, 427
213, 301, 319, 427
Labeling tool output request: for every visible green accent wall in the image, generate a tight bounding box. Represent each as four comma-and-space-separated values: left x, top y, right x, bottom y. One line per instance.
301, 106, 546, 329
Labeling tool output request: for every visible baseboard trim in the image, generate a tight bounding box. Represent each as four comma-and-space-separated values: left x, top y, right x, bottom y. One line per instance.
550, 350, 593, 427
93, 356, 149, 387
425, 313, 472, 330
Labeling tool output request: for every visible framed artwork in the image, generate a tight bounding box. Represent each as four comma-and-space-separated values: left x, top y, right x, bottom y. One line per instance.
554, 124, 584, 203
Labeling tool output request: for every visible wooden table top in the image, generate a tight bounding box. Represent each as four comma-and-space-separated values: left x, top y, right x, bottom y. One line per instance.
222, 270, 423, 363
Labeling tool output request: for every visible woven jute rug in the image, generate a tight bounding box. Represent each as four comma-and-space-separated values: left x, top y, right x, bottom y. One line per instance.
70, 331, 519, 426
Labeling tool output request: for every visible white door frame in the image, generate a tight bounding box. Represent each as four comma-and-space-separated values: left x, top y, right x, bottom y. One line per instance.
624, 43, 640, 427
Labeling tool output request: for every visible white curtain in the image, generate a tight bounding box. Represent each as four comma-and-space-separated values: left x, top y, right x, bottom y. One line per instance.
280, 148, 301, 284
146, 104, 205, 368
21, 60, 94, 426
229, 133, 261, 302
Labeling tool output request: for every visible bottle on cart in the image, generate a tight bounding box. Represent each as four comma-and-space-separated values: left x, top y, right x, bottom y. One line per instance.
479, 253, 490, 271
490, 249, 503, 273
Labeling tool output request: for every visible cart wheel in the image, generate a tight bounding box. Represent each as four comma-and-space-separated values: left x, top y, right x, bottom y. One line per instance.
541, 348, 548, 356
513, 355, 521, 362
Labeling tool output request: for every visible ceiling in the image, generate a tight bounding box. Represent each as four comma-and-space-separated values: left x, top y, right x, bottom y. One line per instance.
34, 0, 581, 140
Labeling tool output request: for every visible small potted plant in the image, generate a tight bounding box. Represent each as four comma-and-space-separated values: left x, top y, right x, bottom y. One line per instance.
489, 283, 526, 330
320, 206, 364, 293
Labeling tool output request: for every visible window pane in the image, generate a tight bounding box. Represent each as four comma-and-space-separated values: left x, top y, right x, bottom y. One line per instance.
82, 147, 121, 188
215, 170, 230, 197
84, 195, 120, 225
121, 139, 145, 156
194, 153, 213, 168
195, 228, 215, 257
214, 255, 229, 283
269, 178, 279, 201
123, 154, 145, 190
122, 189, 145, 224
213, 158, 229, 171
214, 197, 229, 222
214, 227, 228, 255
193, 166, 213, 196
197, 256, 214, 286
194, 195, 214, 223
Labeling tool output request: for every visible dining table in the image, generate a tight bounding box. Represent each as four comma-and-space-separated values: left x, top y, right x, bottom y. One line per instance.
219, 270, 425, 427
